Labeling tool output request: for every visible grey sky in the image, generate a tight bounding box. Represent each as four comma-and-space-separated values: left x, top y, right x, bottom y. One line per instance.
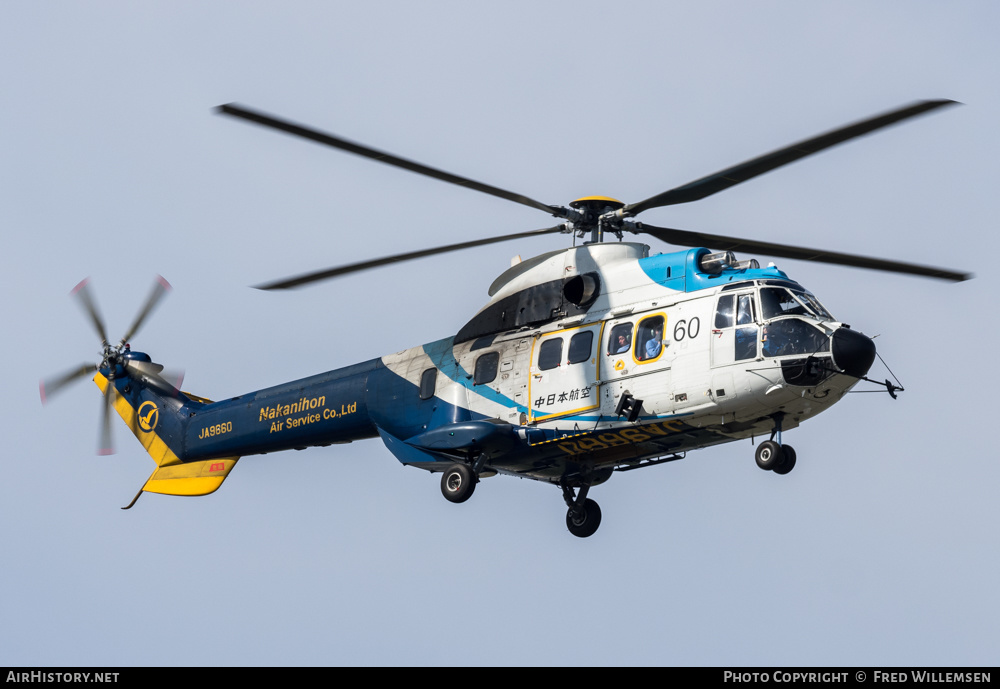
2, 2, 997, 666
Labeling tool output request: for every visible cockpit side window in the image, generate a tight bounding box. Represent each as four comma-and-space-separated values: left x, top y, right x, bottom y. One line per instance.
737, 294, 756, 325
735, 326, 757, 361
715, 295, 735, 329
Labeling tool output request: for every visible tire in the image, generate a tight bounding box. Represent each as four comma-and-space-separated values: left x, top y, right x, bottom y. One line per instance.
773, 445, 797, 475
566, 498, 602, 538
441, 463, 476, 503
755, 440, 784, 471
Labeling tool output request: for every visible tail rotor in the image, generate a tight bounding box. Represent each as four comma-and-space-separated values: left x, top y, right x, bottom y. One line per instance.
40, 276, 177, 455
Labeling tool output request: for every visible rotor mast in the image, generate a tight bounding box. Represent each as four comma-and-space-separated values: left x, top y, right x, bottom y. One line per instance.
567, 196, 627, 244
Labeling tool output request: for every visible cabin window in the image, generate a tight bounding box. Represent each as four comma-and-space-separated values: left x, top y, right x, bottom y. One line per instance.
567, 331, 593, 365
419, 367, 437, 400
537, 338, 563, 371
635, 315, 666, 362
715, 295, 735, 329
608, 323, 633, 355
474, 352, 499, 385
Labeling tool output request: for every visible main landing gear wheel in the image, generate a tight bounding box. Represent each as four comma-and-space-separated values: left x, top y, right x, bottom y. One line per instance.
441, 463, 476, 503
755, 440, 784, 471
773, 445, 796, 475
566, 498, 602, 538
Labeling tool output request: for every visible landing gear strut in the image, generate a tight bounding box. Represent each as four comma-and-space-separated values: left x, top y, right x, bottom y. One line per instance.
562, 483, 602, 538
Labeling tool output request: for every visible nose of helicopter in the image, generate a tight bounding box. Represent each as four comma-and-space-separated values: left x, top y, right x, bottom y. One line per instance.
831, 327, 877, 379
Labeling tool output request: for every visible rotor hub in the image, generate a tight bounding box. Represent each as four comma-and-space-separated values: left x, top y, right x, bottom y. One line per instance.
568, 196, 625, 213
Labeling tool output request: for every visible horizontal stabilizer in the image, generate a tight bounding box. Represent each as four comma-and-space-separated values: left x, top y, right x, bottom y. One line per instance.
141, 457, 240, 496
94, 372, 241, 504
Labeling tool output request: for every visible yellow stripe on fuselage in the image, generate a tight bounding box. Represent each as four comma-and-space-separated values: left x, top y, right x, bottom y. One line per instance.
95, 372, 182, 467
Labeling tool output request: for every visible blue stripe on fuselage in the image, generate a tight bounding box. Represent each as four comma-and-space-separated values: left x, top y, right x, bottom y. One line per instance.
638, 248, 791, 292
421, 337, 527, 414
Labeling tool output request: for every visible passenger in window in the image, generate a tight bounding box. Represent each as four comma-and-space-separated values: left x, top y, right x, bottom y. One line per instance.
644, 323, 663, 360
608, 323, 633, 355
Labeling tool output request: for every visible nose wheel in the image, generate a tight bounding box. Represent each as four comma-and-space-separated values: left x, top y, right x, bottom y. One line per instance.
754, 414, 797, 475
772, 445, 796, 475
755, 440, 796, 474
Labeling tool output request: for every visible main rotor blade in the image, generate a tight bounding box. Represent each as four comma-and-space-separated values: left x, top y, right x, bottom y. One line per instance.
625, 99, 959, 216
39, 363, 98, 404
119, 276, 171, 347
636, 223, 972, 282
256, 224, 568, 290
71, 278, 109, 347
218, 103, 563, 217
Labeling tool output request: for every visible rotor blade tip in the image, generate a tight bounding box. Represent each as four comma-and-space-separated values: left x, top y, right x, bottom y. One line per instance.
156, 275, 172, 290
97, 448, 114, 456
71, 277, 90, 295
252, 281, 286, 291
39, 381, 47, 404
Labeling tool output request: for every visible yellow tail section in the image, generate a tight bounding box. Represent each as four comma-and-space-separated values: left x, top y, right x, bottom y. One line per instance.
95, 373, 239, 500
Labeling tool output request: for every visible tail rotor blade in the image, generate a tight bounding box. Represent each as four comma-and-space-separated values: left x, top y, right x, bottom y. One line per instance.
39, 363, 99, 404
153, 368, 186, 397
71, 279, 109, 347
126, 359, 185, 397
119, 276, 171, 346
98, 381, 115, 456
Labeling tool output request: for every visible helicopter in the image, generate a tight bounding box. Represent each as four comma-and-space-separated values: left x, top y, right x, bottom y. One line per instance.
41, 99, 970, 537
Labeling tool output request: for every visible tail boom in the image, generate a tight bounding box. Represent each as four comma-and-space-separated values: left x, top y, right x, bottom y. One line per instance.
94, 359, 381, 502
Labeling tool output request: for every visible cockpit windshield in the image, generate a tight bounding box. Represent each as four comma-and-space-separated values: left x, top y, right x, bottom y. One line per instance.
794, 290, 834, 320
760, 287, 834, 321
762, 320, 830, 358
